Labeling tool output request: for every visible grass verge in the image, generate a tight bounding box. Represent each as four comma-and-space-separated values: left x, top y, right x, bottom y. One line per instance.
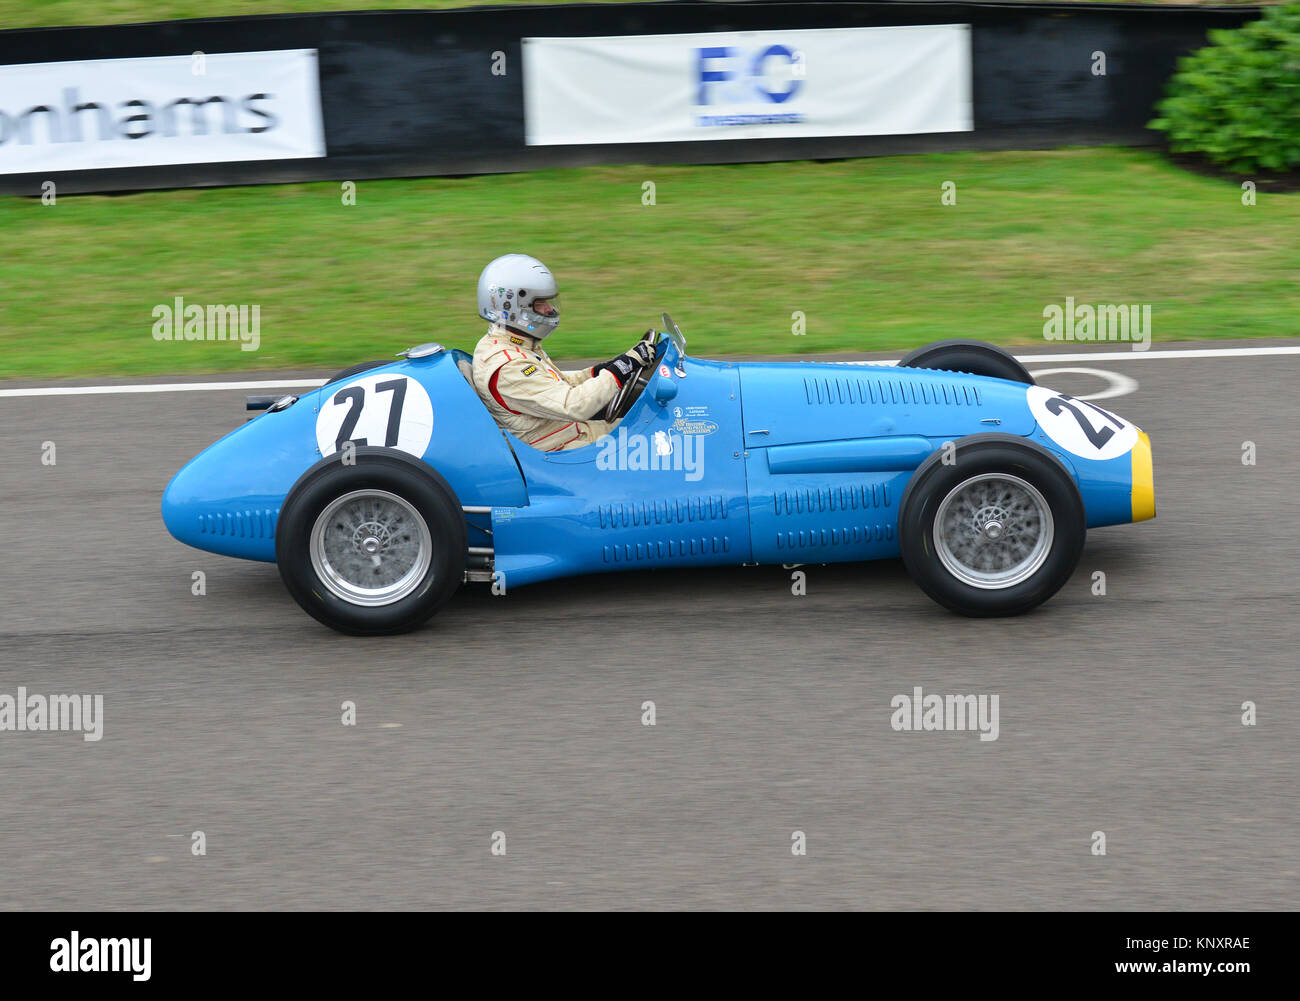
2, 146, 1295, 379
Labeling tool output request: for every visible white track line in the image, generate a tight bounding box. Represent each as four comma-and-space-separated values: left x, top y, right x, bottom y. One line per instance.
0, 379, 327, 398
1013, 346, 1300, 362
860, 345, 1300, 366
1, 344, 1296, 398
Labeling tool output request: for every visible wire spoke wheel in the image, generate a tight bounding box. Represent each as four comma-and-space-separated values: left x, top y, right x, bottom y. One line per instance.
309, 489, 432, 606
933, 473, 1054, 590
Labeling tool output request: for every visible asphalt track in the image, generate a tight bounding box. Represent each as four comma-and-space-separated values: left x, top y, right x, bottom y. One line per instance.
1, 342, 1296, 910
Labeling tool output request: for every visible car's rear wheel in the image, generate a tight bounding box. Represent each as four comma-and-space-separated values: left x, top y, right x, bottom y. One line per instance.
899, 339, 1034, 385
898, 436, 1084, 616
275, 448, 466, 634
324, 360, 391, 386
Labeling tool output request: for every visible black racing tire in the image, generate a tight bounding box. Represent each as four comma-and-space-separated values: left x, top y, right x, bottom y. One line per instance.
899, 339, 1035, 385
324, 360, 392, 386
275, 448, 467, 635
898, 435, 1085, 617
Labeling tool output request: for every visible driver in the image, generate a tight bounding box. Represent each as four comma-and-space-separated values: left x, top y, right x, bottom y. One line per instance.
471, 254, 656, 451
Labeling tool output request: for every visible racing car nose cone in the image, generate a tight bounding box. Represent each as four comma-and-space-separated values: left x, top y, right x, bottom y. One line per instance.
1131, 429, 1156, 523
982, 520, 1003, 540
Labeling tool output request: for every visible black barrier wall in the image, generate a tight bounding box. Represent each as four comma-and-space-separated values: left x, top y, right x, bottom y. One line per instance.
0, 2, 1262, 194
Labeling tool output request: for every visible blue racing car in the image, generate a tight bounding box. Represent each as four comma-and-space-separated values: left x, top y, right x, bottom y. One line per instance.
162, 316, 1155, 634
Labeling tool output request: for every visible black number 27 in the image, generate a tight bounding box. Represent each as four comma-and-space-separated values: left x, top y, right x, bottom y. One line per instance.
333, 378, 407, 450
1045, 394, 1124, 450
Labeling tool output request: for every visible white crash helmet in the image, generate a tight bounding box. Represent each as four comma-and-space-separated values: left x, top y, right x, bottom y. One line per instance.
477, 254, 560, 339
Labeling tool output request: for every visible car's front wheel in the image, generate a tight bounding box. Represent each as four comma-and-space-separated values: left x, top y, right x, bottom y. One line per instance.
898, 436, 1085, 616
275, 449, 466, 634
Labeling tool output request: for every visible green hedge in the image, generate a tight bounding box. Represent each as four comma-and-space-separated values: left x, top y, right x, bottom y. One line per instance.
1150, 4, 1300, 174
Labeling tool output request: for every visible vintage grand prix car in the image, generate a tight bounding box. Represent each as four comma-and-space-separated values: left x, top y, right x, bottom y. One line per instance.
162, 317, 1155, 634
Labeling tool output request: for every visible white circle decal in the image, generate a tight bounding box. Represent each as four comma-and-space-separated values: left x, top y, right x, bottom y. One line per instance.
1025, 367, 1138, 402
1026, 384, 1137, 461
315, 373, 433, 458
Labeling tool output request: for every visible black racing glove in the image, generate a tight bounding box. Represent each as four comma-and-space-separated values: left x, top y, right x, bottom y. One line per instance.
591, 353, 641, 388
627, 337, 657, 366
592, 337, 656, 395
592, 339, 654, 387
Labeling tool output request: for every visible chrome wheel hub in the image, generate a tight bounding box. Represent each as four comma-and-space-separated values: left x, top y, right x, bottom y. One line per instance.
933, 474, 1054, 589
309, 489, 432, 606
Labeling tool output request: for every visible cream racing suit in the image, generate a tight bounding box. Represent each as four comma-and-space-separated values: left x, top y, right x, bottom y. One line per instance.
472, 325, 619, 451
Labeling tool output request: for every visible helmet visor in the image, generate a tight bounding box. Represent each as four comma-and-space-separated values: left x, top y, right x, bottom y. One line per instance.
530, 295, 561, 319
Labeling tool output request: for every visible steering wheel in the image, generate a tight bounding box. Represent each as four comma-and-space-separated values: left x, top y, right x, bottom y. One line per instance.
603, 328, 662, 422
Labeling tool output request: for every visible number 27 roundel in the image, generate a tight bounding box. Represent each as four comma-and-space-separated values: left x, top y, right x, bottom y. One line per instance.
314, 373, 434, 458
1025, 385, 1138, 462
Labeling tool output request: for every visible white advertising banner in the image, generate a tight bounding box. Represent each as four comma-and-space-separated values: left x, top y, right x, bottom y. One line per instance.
0, 49, 326, 174
523, 25, 972, 146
